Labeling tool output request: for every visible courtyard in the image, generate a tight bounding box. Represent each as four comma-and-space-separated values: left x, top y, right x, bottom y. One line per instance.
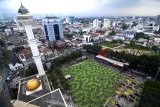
62, 59, 123, 107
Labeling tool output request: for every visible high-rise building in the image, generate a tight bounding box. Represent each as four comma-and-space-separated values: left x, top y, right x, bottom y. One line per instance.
16, 3, 45, 76
93, 19, 101, 28
66, 16, 75, 24
112, 21, 116, 27
103, 19, 111, 29
42, 17, 64, 42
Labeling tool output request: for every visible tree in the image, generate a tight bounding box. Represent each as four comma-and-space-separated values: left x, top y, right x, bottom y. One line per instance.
54, 67, 61, 76
134, 33, 148, 40
47, 72, 59, 89
111, 40, 123, 44
138, 80, 160, 107
125, 41, 151, 51
19, 32, 25, 36
43, 63, 48, 71
51, 50, 82, 69
1, 49, 9, 66
0, 39, 5, 47
64, 32, 73, 38
60, 74, 66, 84
109, 30, 116, 36
63, 82, 70, 90
122, 23, 129, 30
7, 43, 13, 46
12, 46, 25, 53
10, 88, 18, 99
83, 44, 102, 55
130, 41, 136, 46
23, 66, 38, 77
152, 46, 158, 54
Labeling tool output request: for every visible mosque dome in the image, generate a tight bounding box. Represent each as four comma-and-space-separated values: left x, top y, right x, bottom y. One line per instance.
26, 78, 41, 91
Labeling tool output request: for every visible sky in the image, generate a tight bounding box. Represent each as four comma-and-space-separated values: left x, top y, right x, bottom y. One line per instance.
0, 0, 160, 18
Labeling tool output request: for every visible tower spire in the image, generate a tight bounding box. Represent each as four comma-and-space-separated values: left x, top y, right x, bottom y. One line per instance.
18, 1, 29, 14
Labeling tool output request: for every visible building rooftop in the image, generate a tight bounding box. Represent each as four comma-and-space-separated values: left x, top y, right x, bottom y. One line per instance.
8, 53, 21, 66
18, 48, 33, 60
12, 100, 38, 107
17, 75, 67, 107
17, 75, 51, 102
71, 39, 83, 44
39, 46, 52, 55
55, 40, 66, 48
26, 89, 67, 107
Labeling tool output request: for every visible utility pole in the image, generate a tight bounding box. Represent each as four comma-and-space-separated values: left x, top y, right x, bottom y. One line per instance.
153, 67, 160, 82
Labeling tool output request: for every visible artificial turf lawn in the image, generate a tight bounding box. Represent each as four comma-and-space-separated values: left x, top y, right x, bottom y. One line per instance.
62, 59, 123, 107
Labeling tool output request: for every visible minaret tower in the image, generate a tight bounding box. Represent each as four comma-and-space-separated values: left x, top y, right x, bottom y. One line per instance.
16, 3, 45, 76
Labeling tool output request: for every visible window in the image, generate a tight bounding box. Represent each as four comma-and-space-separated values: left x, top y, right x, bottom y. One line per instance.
44, 25, 48, 35
53, 24, 60, 40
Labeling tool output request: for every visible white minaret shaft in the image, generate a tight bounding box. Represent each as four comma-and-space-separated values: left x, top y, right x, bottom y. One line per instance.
25, 25, 39, 56
16, 3, 46, 76
25, 25, 45, 76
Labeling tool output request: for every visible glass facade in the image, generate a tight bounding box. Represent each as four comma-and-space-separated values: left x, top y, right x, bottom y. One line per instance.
53, 24, 60, 40
42, 18, 64, 42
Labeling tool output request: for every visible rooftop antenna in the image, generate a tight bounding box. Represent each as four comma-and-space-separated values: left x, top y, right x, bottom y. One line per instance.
20, 0, 22, 5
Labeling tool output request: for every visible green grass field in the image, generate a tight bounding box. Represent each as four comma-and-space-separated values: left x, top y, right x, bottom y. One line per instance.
62, 60, 123, 107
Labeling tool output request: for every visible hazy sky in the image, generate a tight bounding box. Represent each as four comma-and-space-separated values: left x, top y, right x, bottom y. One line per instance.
0, 0, 160, 17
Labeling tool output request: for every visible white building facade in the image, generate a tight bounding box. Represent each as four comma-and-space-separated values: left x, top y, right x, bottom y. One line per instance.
103, 19, 111, 29
93, 19, 101, 29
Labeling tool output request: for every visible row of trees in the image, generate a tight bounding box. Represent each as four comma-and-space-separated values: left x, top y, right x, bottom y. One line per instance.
106, 49, 160, 79
0, 39, 5, 47
138, 80, 160, 107
12, 46, 25, 53
64, 32, 73, 38
0, 49, 10, 67
51, 49, 82, 69
83, 44, 102, 55
125, 41, 151, 51
134, 32, 149, 40
47, 71, 59, 89
109, 30, 116, 36
111, 40, 123, 44
47, 67, 70, 90
100, 40, 123, 48
125, 41, 160, 55
21, 66, 38, 77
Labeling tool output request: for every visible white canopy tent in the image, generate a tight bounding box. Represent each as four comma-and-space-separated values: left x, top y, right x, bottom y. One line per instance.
96, 55, 129, 67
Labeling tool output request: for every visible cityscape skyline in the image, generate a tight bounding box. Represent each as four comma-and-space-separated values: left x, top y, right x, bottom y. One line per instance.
0, 0, 160, 106
0, 0, 160, 18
